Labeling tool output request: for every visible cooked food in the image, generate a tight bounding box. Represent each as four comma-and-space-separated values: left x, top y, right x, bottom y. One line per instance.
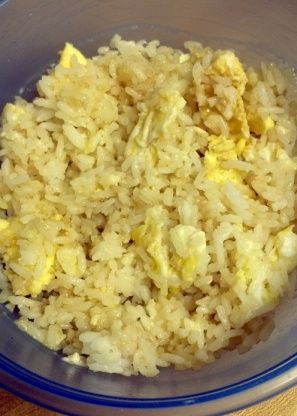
0, 36, 296, 376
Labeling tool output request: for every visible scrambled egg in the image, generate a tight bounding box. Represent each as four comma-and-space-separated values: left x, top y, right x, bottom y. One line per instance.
204, 49, 275, 138
131, 207, 172, 276
132, 208, 207, 284
0, 219, 9, 231
59, 43, 87, 68
273, 226, 297, 272
57, 245, 85, 276
211, 51, 247, 95
2, 103, 25, 124
234, 226, 297, 307
233, 231, 277, 305
203, 51, 249, 138
0, 218, 55, 297
125, 90, 186, 155
170, 225, 206, 281
204, 135, 246, 184
28, 256, 55, 297
248, 113, 275, 135
228, 96, 250, 138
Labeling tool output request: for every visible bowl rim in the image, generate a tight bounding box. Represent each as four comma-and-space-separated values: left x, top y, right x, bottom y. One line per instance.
0, 350, 296, 413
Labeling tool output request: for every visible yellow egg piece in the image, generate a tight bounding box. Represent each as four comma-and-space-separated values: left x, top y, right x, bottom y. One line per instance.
211, 51, 248, 95
204, 135, 246, 185
125, 90, 186, 156
2, 103, 25, 123
29, 255, 55, 297
0, 218, 56, 297
174, 254, 198, 282
248, 113, 275, 135
59, 43, 87, 68
132, 217, 172, 276
170, 225, 206, 281
274, 226, 297, 272
0, 218, 16, 245
228, 97, 250, 138
57, 246, 80, 276
0, 219, 9, 231
169, 287, 180, 296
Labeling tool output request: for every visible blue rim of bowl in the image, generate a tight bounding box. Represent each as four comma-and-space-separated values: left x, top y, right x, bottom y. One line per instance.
0, 351, 296, 409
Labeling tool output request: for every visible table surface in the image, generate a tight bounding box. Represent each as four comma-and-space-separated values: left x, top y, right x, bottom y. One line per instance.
0, 386, 296, 416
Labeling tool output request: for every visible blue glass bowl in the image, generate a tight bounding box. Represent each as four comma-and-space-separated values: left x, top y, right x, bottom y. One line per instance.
1, 1, 297, 415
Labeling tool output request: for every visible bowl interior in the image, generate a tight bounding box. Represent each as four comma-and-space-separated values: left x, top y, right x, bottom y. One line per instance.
0, 0, 297, 410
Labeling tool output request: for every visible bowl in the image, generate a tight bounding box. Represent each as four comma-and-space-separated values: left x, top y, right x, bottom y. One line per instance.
0, 1, 297, 415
